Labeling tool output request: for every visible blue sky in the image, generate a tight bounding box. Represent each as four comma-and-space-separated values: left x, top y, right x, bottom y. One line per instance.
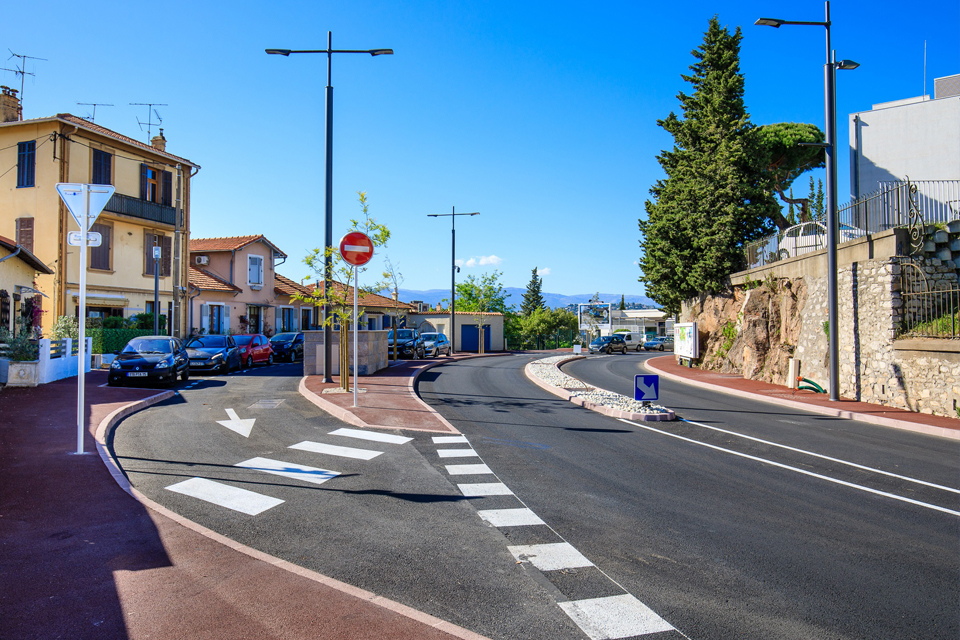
6, 0, 957, 299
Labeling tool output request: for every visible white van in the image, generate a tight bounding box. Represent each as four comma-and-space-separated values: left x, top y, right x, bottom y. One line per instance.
617, 332, 644, 351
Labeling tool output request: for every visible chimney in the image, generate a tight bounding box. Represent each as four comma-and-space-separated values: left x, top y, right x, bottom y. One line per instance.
436, 303, 442, 311
151, 128, 167, 152
1, 86, 21, 123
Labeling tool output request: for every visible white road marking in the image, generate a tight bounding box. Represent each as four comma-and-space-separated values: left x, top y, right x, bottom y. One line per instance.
622, 418, 960, 517
477, 508, 545, 527
508, 542, 593, 571
433, 435, 468, 444
679, 417, 959, 494
216, 408, 256, 438
288, 441, 383, 460
458, 482, 513, 496
330, 428, 413, 444
446, 463, 493, 475
437, 448, 478, 458
558, 594, 675, 639
235, 457, 339, 485
165, 478, 283, 515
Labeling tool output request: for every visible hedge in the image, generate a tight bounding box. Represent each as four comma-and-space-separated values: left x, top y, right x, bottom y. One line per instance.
89, 328, 156, 354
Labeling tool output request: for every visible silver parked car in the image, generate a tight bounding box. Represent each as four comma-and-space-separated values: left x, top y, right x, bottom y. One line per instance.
422, 332, 451, 357
642, 336, 674, 351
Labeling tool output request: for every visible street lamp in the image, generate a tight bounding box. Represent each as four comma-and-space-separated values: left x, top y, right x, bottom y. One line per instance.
266, 33, 393, 382
756, 1, 858, 402
428, 207, 479, 354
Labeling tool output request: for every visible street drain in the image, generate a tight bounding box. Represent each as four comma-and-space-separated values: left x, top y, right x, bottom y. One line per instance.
249, 399, 285, 409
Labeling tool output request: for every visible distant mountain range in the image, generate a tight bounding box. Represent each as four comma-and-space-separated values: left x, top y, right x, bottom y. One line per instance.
387, 288, 659, 310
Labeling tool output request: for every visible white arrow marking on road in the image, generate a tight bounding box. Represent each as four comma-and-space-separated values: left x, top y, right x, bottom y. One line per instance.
216, 408, 256, 438
343, 244, 371, 252
636, 379, 655, 399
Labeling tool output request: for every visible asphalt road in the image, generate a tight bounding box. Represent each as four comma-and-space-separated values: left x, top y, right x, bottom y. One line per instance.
108, 360, 591, 640
416, 353, 960, 640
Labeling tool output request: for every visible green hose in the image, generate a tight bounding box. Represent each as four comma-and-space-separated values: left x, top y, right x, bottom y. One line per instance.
797, 377, 826, 393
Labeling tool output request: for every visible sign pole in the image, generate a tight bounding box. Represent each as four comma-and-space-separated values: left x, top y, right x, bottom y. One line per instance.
353, 264, 358, 408
76, 186, 89, 455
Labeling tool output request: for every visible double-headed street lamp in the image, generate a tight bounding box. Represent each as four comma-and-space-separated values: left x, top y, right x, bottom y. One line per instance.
428, 207, 479, 355
756, 1, 858, 402
266, 33, 393, 383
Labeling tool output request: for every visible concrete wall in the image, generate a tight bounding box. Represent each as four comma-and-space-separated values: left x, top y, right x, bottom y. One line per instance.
303, 329, 388, 376
408, 312, 506, 352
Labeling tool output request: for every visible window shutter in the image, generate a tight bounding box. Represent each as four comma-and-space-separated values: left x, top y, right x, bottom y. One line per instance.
104, 152, 112, 185
162, 235, 172, 277
201, 304, 209, 333
15, 217, 34, 253
162, 171, 173, 206
90, 223, 110, 270
224, 305, 231, 334
144, 232, 156, 274
140, 164, 148, 200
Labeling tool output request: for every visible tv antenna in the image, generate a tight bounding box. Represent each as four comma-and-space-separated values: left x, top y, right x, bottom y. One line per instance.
77, 102, 114, 123
4, 50, 47, 119
130, 102, 167, 141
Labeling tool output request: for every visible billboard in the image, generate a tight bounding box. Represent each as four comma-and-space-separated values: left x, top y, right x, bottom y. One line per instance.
674, 322, 699, 359
578, 303, 611, 332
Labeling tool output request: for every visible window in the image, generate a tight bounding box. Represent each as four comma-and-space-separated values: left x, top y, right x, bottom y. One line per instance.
15, 217, 34, 253
210, 304, 223, 334
279, 307, 295, 332
246, 305, 261, 333
92, 150, 112, 185
89, 223, 112, 270
17, 141, 35, 188
248, 255, 264, 286
143, 232, 172, 276
140, 164, 173, 205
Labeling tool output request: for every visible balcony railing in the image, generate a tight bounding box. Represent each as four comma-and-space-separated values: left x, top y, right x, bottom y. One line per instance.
103, 192, 176, 226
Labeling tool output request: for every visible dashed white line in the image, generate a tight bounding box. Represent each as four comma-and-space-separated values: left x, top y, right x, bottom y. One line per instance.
433, 435, 469, 444
457, 482, 513, 496
477, 508, 545, 527
330, 428, 413, 445
165, 478, 283, 515
289, 441, 383, 460
558, 594, 675, 639
445, 463, 493, 475
437, 448, 479, 458
235, 457, 339, 485
508, 542, 593, 571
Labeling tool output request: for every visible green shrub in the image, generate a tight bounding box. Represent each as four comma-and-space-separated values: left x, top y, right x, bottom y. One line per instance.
51, 315, 79, 340
88, 328, 155, 354
0, 316, 40, 361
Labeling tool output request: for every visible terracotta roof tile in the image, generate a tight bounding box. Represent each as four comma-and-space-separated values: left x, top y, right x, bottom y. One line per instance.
190, 235, 286, 257
188, 266, 243, 293
274, 273, 311, 297
305, 282, 414, 310
0, 234, 54, 274
56, 114, 197, 167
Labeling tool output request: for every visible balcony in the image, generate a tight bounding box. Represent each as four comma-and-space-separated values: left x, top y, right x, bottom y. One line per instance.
103, 192, 176, 226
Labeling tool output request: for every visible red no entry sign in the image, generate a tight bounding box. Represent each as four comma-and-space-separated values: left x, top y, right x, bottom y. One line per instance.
339, 231, 374, 267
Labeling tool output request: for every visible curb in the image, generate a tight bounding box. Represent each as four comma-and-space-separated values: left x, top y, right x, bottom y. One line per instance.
524, 355, 676, 422
644, 357, 959, 440
93, 386, 490, 640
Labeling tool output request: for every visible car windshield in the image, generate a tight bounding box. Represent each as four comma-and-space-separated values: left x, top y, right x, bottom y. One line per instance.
422, 333, 438, 341
271, 333, 296, 342
235, 335, 254, 346
388, 330, 415, 341
187, 336, 226, 348
593, 337, 612, 343
123, 338, 172, 354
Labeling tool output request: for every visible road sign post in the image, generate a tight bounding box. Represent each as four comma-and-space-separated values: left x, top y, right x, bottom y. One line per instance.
56, 183, 115, 455
635, 374, 660, 404
339, 232, 375, 408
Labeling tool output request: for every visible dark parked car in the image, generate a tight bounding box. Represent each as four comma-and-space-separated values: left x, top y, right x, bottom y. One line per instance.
186, 335, 241, 374
234, 333, 275, 367
588, 334, 628, 354
270, 332, 304, 362
387, 328, 425, 359
642, 336, 675, 351
108, 336, 190, 387
421, 332, 450, 357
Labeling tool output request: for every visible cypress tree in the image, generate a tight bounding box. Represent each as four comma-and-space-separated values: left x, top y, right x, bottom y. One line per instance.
521, 267, 545, 316
639, 16, 774, 315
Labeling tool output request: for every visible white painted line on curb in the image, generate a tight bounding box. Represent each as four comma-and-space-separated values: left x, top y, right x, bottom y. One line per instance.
558, 594, 675, 639
508, 542, 593, 571
477, 508, 545, 527
329, 428, 413, 445
433, 435, 469, 444
458, 482, 513, 496
166, 478, 283, 515
289, 441, 383, 460
235, 457, 340, 486
437, 448, 479, 458
446, 463, 493, 475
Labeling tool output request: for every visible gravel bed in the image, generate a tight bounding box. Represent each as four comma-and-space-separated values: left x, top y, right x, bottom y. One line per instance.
528, 354, 672, 416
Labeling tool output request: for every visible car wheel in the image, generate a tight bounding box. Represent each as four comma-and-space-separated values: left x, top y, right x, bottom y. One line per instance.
246, 355, 253, 368
289, 351, 296, 363
181, 367, 189, 382
636, 344, 642, 352
605, 346, 612, 354
107, 377, 117, 387
267, 354, 273, 365
658, 344, 664, 351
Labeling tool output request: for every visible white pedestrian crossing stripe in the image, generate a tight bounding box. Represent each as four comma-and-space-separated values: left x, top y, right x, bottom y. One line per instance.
446, 463, 493, 475
165, 478, 283, 515
477, 508, 545, 527
558, 594, 674, 639
290, 441, 383, 460
235, 457, 339, 485
437, 448, 478, 458
458, 482, 513, 496
432, 435, 468, 444
508, 542, 594, 571
330, 428, 413, 445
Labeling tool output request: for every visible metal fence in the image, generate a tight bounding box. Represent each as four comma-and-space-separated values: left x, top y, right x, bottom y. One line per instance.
506, 329, 579, 350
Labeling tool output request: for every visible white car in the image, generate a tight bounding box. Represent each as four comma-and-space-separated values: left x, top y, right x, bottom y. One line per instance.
777, 221, 865, 260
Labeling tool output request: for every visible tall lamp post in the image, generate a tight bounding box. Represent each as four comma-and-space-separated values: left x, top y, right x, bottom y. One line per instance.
266, 34, 393, 382
756, 1, 858, 401
428, 207, 479, 354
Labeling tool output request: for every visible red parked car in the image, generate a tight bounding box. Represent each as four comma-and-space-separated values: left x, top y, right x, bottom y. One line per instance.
233, 334, 275, 368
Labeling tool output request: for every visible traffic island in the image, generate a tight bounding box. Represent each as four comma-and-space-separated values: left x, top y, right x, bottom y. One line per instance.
524, 354, 676, 422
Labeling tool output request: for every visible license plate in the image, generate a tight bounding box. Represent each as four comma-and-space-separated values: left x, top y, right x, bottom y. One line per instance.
127, 372, 148, 377
190, 360, 204, 365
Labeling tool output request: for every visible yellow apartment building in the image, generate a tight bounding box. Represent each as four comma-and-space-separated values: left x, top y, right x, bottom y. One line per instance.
0, 86, 199, 337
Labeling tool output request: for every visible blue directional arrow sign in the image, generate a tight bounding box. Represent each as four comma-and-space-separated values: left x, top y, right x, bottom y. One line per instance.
635, 374, 660, 402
